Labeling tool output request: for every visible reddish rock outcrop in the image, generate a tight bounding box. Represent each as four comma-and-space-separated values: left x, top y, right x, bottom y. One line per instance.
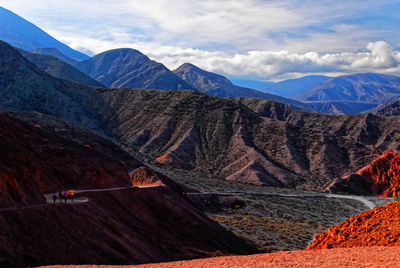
356, 150, 400, 197
129, 166, 165, 186
326, 150, 400, 197
307, 201, 400, 249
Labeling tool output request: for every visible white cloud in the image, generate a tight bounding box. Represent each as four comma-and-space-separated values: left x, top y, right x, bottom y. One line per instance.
142, 41, 400, 80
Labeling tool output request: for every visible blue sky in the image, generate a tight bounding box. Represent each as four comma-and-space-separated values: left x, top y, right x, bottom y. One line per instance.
1, 0, 400, 80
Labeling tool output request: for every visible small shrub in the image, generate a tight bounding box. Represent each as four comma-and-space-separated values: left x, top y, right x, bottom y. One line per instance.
232, 231, 242, 238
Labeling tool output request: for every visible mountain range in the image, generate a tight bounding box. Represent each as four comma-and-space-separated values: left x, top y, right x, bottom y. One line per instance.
261, 75, 331, 98
3, 6, 400, 116
18, 48, 104, 87
3, 40, 400, 192
296, 73, 400, 114
74, 48, 194, 90
172, 63, 312, 111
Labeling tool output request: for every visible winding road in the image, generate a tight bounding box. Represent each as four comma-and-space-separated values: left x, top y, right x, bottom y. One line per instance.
187, 191, 386, 210
0, 184, 389, 212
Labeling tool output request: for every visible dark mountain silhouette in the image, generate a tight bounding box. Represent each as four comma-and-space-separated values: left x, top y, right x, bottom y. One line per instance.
0, 6, 88, 61
75, 48, 194, 90
30, 47, 78, 66
262, 75, 330, 98
297, 73, 400, 114
0, 40, 106, 131
19, 49, 104, 87
173, 63, 312, 111
0, 112, 256, 267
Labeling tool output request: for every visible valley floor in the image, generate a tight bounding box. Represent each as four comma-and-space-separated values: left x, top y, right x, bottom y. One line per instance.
149, 166, 392, 252
38, 246, 400, 267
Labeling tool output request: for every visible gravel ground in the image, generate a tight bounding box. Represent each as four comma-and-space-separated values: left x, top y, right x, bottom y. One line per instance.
39, 246, 400, 268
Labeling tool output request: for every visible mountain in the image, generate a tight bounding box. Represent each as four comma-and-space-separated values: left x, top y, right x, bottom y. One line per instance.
297, 73, 400, 114
75, 48, 194, 90
173, 63, 313, 111
0, 40, 106, 131
298, 73, 400, 102
31, 47, 78, 66
0, 6, 88, 61
97, 89, 400, 191
19, 49, 105, 87
307, 201, 400, 249
230, 78, 274, 90
328, 150, 400, 197
304, 101, 379, 115
262, 75, 330, 98
376, 99, 400, 116
0, 112, 256, 267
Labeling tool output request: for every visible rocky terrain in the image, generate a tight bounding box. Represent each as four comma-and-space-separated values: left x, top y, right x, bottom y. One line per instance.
39, 247, 400, 268
173, 63, 312, 111
327, 150, 400, 197
98, 88, 400, 191
307, 201, 400, 249
376, 99, 400, 116
0, 112, 257, 267
74, 48, 194, 90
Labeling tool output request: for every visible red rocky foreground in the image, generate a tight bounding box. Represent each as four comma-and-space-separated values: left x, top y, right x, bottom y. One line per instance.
39, 246, 400, 268
307, 201, 400, 249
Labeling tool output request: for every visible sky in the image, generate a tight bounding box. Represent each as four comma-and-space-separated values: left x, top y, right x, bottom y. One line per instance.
1, 0, 400, 81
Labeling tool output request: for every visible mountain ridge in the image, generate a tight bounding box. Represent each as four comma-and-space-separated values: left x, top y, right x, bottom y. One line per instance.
0, 6, 88, 61
173, 63, 313, 111
75, 48, 195, 90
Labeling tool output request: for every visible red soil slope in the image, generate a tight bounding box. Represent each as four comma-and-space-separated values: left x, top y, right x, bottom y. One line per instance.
307, 201, 400, 249
356, 150, 400, 197
39, 246, 400, 268
0, 113, 134, 207
0, 113, 257, 267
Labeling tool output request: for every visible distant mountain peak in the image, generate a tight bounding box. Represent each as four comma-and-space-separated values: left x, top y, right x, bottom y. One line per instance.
173, 62, 313, 111
75, 48, 194, 90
